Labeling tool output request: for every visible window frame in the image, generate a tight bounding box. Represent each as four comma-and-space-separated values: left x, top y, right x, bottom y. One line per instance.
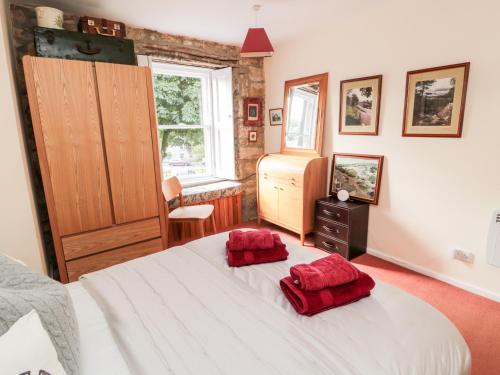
152, 62, 216, 183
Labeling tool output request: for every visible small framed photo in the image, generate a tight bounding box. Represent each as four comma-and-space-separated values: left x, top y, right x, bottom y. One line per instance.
330, 153, 384, 205
269, 108, 283, 126
244, 97, 263, 126
402, 62, 469, 137
248, 130, 257, 142
339, 75, 382, 136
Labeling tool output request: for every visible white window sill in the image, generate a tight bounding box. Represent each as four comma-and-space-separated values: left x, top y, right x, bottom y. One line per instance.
179, 176, 225, 188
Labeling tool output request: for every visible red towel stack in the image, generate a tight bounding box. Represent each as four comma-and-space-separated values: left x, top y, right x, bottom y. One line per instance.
280, 254, 375, 316
226, 230, 288, 267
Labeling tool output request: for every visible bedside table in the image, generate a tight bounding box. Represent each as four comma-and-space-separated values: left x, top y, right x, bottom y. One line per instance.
314, 196, 369, 260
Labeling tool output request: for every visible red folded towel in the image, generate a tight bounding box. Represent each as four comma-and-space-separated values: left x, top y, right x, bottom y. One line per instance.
280, 271, 375, 316
290, 254, 360, 291
226, 233, 288, 267
226, 230, 274, 251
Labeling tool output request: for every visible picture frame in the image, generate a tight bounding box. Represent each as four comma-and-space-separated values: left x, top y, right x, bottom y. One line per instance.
248, 130, 257, 142
244, 97, 263, 126
330, 153, 384, 205
402, 62, 469, 138
269, 108, 283, 126
339, 75, 382, 136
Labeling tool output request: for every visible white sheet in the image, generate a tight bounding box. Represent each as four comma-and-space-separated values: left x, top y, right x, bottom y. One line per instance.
80, 231, 471, 375
66, 282, 130, 375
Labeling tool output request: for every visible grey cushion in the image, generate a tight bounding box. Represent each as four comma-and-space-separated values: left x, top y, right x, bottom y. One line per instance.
0, 255, 80, 374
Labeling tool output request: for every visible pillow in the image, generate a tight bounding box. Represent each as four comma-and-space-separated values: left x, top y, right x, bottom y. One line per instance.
0, 255, 79, 374
0, 309, 67, 375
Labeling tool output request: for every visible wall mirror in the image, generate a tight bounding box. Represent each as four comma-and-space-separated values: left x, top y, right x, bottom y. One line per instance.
281, 73, 328, 156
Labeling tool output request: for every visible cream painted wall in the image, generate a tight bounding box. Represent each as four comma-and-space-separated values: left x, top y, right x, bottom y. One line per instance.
0, 2, 46, 273
265, 0, 500, 298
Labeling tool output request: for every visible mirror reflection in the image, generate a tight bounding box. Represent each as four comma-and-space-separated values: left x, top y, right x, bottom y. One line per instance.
285, 82, 320, 149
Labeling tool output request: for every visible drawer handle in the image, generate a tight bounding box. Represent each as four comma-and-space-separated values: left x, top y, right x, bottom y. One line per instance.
323, 209, 341, 218
322, 225, 340, 234
279, 187, 284, 191
273, 186, 278, 189
322, 241, 339, 251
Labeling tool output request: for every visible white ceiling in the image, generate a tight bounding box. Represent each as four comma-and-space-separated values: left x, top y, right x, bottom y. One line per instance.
20, 0, 363, 46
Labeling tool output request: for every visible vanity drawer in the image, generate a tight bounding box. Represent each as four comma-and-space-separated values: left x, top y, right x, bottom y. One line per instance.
316, 201, 349, 225
315, 217, 348, 243
315, 233, 349, 258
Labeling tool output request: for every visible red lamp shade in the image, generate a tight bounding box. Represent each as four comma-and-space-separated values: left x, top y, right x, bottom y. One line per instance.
241, 28, 274, 57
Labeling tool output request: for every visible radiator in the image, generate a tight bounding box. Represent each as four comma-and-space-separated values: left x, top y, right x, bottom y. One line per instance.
168, 193, 243, 245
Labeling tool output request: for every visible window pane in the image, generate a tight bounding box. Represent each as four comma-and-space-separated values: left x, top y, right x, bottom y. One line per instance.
153, 74, 203, 125
158, 128, 207, 179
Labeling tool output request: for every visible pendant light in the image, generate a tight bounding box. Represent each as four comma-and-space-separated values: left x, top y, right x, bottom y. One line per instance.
240, 4, 274, 58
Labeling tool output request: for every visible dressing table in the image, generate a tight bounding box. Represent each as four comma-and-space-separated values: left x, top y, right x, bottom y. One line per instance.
257, 73, 329, 245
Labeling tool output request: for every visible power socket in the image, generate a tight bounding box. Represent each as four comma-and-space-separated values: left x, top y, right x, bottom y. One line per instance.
451, 248, 475, 263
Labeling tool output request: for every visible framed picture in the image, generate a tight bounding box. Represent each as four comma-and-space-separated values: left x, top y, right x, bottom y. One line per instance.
339, 75, 382, 136
244, 97, 263, 126
402, 62, 469, 137
330, 153, 384, 205
248, 130, 257, 142
269, 108, 283, 126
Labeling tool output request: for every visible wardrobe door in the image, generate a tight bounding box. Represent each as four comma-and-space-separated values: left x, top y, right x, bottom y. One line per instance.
95, 63, 159, 224
23, 56, 113, 236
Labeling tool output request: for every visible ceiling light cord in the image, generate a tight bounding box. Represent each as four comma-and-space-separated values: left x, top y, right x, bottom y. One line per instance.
252, 4, 261, 27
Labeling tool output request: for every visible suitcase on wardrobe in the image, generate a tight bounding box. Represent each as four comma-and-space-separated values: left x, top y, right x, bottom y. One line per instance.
34, 26, 136, 65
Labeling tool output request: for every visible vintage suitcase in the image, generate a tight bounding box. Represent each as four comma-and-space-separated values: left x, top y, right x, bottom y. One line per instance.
34, 27, 136, 65
79, 16, 126, 38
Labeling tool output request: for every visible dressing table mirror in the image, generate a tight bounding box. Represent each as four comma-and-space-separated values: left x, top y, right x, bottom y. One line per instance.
281, 73, 328, 156
257, 73, 329, 244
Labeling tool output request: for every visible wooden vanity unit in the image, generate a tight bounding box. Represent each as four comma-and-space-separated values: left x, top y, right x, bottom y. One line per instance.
257, 73, 329, 244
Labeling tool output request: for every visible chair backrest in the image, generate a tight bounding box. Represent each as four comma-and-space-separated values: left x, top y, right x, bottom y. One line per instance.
162, 176, 183, 203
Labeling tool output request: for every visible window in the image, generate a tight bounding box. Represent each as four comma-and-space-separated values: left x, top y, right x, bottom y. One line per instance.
146, 59, 235, 183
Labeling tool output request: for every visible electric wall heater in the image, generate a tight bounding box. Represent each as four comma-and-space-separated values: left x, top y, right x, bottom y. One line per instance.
487, 209, 500, 267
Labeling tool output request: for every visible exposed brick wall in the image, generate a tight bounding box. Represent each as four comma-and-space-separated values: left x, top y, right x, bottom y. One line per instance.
9, 3, 265, 272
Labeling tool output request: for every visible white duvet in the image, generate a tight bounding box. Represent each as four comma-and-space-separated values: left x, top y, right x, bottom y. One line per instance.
81, 231, 471, 375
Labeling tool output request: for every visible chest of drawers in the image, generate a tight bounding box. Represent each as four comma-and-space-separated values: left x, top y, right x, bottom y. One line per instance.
314, 197, 369, 259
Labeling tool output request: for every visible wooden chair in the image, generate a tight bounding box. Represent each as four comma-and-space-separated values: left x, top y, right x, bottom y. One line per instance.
162, 176, 216, 241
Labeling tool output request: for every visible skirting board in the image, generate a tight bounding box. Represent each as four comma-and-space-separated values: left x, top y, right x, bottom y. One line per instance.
367, 247, 500, 303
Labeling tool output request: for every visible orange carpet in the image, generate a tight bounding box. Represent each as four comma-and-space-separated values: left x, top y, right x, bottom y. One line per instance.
174, 222, 500, 374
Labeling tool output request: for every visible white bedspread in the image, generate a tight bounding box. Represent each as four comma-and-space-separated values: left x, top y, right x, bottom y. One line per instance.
81, 231, 471, 375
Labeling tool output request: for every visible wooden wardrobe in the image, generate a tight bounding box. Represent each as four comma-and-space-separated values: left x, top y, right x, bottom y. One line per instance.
23, 56, 168, 282
257, 73, 329, 245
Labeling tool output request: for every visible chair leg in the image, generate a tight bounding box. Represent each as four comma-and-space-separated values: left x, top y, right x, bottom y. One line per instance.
180, 222, 185, 242
198, 220, 205, 238
211, 213, 217, 234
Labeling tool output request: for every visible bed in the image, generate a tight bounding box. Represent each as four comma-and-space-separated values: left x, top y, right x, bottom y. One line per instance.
67, 230, 471, 375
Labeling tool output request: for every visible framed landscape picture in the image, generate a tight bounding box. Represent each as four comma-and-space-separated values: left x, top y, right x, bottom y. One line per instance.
248, 130, 257, 142
244, 97, 263, 126
402, 63, 469, 137
339, 75, 382, 135
330, 153, 384, 205
269, 108, 283, 126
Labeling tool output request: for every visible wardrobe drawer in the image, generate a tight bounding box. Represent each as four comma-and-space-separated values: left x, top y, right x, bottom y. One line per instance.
62, 217, 161, 260
314, 233, 349, 258
315, 217, 348, 243
316, 201, 349, 225
66, 237, 163, 281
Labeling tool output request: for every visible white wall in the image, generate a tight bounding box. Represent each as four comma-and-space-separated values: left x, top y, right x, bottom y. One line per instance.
265, 0, 500, 298
0, 2, 46, 273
